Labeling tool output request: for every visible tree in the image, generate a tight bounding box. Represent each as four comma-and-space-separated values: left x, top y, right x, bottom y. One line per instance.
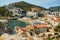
38, 13, 44, 17
54, 23, 60, 32
0, 22, 2, 28
0, 7, 8, 16
5, 11, 13, 17
0, 7, 13, 18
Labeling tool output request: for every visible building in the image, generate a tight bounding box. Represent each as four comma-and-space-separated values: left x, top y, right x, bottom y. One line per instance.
52, 11, 60, 16
33, 24, 48, 35
9, 7, 26, 18
26, 11, 38, 18
51, 19, 60, 27
44, 10, 52, 16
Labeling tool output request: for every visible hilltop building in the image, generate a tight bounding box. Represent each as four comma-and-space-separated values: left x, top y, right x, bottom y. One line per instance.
9, 7, 26, 18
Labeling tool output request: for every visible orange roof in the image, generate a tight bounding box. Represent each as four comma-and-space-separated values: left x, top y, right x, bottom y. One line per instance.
17, 29, 24, 34
56, 16, 60, 19
21, 18, 31, 22
54, 20, 60, 22
26, 25, 34, 29
35, 24, 47, 28
21, 28, 29, 31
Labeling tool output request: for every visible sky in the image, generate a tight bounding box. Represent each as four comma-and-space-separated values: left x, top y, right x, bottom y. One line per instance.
0, 0, 60, 8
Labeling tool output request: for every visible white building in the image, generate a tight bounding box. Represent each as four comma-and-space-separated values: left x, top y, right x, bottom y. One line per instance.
50, 20, 60, 27
9, 7, 23, 17
44, 10, 52, 15
26, 11, 38, 18
52, 11, 60, 16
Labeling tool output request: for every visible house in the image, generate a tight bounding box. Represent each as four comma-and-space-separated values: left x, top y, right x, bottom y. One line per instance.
26, 25, 34, 30
32, 19, 41, 24
18, 10, 26, 17
52, 11, 60, 16
17, 29, 24, 34
50, 19, 60, 27
41, 10, 52, 16
9, 7, 20, 16
33, 24, 48, 35
26, 11, 38, 18
44, 15, 60, 27
53, 20, 60, 27
9, 7, 26, 18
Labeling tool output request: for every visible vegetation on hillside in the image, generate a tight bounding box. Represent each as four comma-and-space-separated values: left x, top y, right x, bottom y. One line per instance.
0, 1, 47, 17
38, 13, 44, 17
49, 6, 60, 11
0, 7, 8, 16
0, 7, 12, 17
9, 1, 46, 11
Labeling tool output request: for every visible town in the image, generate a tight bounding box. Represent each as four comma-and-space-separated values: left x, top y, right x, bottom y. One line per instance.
0, 1, 60, 40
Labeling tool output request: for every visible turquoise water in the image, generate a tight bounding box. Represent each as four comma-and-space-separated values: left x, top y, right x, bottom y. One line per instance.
7, 20, 28, 29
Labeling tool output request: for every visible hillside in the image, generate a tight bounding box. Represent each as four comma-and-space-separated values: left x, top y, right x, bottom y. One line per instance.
48, 6, 60, 11
6, 1, 47, 11
0, 1, 47, 17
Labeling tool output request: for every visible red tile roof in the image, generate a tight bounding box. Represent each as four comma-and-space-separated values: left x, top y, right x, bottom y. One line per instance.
21, 28, 29, 31
34, 24, 47, 28
26, 25, 34, 29
54, 20, 60, 22
15, 25, 34, 31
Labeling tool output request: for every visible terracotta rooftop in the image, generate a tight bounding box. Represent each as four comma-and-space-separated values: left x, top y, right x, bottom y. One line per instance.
26, 25, 34, 29
21, 28, 29, 31
17, 29, 24, 34
34, 24, 47, 28
54, 20, 60, 22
